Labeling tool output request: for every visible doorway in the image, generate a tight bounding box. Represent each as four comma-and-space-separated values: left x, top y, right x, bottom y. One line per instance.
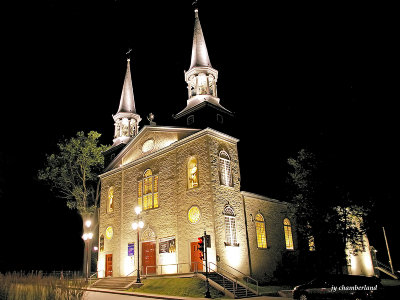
142, 241, 156, 274
105, 254, 113, 277
190, 241, 203, 272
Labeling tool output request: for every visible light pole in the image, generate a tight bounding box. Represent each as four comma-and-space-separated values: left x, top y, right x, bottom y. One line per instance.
82, 219, 93, 281
132, 206, 144, 283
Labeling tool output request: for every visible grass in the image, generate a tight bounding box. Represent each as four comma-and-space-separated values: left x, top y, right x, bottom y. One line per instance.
0, 272, 86, 300
128, 277, 228, 298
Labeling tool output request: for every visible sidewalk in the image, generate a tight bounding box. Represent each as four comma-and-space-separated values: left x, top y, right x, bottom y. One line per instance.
85, 287, 292, 300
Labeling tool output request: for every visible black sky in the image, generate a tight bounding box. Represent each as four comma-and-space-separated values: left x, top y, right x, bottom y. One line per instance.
1, 1, 399, 273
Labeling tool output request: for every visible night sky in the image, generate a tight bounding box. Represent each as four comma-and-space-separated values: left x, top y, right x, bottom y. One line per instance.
1, 1, 398, 273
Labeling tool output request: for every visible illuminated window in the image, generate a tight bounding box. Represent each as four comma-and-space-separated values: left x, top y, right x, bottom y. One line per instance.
224, 205, 238, 246
106, 226, 113, 240
255, 213, 267, 248
188, 157, 199, 189
283, 218, 294, 250
219, 151, 232, 187
107, 187, 114, 213
99, 235, 104, 252
138, 169, 159, 210
188, 206, 201, 224
309, 236, 315, 251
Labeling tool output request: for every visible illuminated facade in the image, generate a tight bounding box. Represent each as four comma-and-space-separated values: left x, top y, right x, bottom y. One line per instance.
96, 6, 373, 281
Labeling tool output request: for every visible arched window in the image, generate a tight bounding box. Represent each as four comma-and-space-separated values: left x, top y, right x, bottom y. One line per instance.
188, 157, 199, 189
138, 169, 159, 210
283, 218, 294, 250
223, 205, 238, 246
219, 150, 232, 187
108, 187, 114, 213
255, 213, 267, 248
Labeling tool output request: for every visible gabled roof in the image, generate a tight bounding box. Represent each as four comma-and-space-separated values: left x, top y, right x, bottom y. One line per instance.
100, 126, 239, 178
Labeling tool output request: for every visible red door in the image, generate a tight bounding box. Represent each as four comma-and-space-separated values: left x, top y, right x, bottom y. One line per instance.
142, 242, 156, 274
105, 254, 113, 277
190, 242, 203, 272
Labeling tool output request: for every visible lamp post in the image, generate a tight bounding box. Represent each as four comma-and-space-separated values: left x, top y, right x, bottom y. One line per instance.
82, 219, 93, 282
132, 206, 144, 283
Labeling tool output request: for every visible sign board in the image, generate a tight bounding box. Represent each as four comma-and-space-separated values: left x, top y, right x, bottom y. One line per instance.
128, 242, 135, 256
159, 236, 176, 253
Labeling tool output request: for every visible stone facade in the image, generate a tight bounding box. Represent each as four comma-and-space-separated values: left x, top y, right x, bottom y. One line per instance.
97, 126, 296, 280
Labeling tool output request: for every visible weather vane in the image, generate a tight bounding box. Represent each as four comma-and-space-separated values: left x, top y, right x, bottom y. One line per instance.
126, 48, 132, 60
192, 0, 198, 10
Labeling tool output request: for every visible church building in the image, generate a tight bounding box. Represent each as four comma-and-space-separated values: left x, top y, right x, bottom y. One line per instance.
97, 6, 296, 282
96, 6, 374, 282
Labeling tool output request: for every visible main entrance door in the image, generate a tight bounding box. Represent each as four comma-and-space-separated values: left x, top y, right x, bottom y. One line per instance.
142, 242, 156, 275
190, 242, 203, 272
105, 254, 113, 277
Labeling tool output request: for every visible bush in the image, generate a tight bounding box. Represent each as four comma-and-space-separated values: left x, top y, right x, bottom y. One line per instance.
0, 271, 86, 300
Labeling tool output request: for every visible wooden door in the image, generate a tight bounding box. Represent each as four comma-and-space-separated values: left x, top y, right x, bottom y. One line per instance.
142, 242, 156, 274
190, 242, 203, 272
105, 254, 113, 277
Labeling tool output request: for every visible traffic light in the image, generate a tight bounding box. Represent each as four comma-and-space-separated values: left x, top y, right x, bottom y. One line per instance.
198, 236, 205, 260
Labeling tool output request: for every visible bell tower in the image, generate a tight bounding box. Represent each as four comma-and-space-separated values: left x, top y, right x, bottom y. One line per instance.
104, 55, 142, 166
173, 3, 233, 131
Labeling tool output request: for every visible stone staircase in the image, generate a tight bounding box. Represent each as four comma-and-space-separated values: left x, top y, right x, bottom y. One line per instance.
90, 276, 139, 290
206, 272, 258, 298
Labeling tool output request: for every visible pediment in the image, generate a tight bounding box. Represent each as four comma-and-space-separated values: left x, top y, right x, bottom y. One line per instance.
105, 126, 199, 171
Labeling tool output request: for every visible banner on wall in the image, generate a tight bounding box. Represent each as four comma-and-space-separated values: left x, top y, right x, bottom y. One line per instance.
128, 242, 135, 256
159, 236, 176, 253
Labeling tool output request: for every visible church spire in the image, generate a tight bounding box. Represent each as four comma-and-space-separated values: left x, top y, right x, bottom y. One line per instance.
173, 3, 233, 130
112, 55, 141, 146
189, 3, 212, 69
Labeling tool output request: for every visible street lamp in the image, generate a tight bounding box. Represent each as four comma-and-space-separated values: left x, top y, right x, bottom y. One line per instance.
82, 219, 93, 281
132, 206, 144, 283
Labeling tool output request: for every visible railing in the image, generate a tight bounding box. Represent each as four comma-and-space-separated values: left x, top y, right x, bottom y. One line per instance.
125, 269, 137, 277
216, 261, 259, 295
144, 263, 192, 276
208, 262, 240, 298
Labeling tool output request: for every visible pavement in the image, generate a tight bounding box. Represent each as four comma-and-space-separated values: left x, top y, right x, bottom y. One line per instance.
84, 288, 292, 300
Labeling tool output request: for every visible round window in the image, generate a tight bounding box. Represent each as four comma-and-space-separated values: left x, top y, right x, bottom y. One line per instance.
105, 226, 114, 240
188, 206, 201, 224
142, 139, 155, 153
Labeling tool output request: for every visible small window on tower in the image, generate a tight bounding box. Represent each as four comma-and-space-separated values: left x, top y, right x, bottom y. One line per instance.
188, 157, 199, 189
187, 115, 195, 125
107, 187, 114, 213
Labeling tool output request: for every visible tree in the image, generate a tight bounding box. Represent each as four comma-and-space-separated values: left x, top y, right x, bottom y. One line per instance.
286, 149, 370, 276
38, 131, 109, 217
38, 131, 109, 277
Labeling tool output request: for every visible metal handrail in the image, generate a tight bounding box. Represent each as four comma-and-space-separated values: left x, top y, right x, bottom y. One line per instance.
125, 269, 137, 277
208, 262, 239, 297
144, 262, 192, 275
216, 261, 259, 295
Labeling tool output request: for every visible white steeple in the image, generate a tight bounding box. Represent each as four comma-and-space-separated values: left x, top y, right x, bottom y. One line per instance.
175, 4, 231, 119
112, 58, 141, 146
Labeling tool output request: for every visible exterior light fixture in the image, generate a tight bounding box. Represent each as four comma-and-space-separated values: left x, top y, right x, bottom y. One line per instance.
85, 220, 92, 228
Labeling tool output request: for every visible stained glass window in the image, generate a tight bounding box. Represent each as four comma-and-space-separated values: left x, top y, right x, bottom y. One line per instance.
223, 205, 238, 246
108, 187, 114, 213
188, 157, 199, 189
255, 213, 267, 248
283, 218, 294, 250
188, 206, 201, 224
138, 169, 159, 210
219, 151, 232, 187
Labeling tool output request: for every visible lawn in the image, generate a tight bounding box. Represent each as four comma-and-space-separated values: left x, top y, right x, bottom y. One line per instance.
128, 277, 227, 298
